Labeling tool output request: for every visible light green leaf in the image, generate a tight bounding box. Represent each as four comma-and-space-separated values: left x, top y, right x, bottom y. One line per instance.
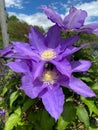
10, 91, 19, 108
92, 82, 98, 94
89, 127, 98, 130
80, 77, 93, 83
4, 113, 21, 130
76, 105, 89, 129
1, 78, 19, 96
57, 116, 69, 130
15, 107, 21, 116
81, 97, 98, 116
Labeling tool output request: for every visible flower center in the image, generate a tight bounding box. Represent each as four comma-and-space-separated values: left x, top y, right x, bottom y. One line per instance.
41, 49, 57, 60
41, 71, 58, 85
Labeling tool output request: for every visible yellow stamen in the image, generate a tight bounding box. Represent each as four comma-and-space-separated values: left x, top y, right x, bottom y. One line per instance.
41, 71, 58, 85
41, 49, 57, 60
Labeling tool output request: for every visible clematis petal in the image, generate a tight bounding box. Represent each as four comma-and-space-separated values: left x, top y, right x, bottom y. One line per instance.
29, 26, 47, 51
46, 25, 61, 48
7, 61, 30, 73
42, 5, 63, 27
0, 46, 12, 57
21, 75, 46, 99
51, 59, 71, 78
80, 23, 98, 35
67, 76, 96, 97
13, 42, 38, 60
60, 35, 79, 50
63, 7, 87, 29
41, 84, 64, 120
46, 25, 60, 48
32, 61, 45, 80
62, 44, 86, 57
57, 44, 86, 61
71, 60, 91, 72
93, 28, 98, 36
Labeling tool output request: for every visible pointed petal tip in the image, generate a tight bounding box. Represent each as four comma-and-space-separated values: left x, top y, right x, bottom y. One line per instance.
68, 76, 96, 98
41, 85, 64, 120
86, 92, 96, 98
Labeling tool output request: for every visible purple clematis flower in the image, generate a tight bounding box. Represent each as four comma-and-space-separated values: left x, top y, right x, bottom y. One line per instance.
42, 6, 98, 36
7, 25, 86, 80
0, 5, 96, 120
7, 59, 95, 120
0, 109, 5, 117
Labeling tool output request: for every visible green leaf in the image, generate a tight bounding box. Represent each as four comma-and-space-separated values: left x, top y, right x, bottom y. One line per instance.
28, 109, 55, 130
62, 102, 76, 122
81, 97, 98, 116
4, 113, 21, 130
15, 107, 21, 116
76, 105, 89, 129
10, 91, 19, 108
22, 99, 35, 112
89, 127, 98, 130
4, 107, 22, 130
57, 102, 76, 130
1, 78, 19, 96
92, 82, 98, 94
80, 77, 93, 83
39, 110, 55, 130
57, 116, 69, 130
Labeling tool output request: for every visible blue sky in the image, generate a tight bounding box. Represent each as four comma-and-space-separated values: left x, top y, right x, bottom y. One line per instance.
5, 0, 98, 28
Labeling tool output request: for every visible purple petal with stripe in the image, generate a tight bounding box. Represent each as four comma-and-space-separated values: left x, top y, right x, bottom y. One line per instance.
80, 23, 98, 35
42, 5, 63, 27
63, 7, 87, 29
21, 75, 45, 99
46, 25, 61, 48
7, 61, 30, 73
0, 46, 12, 57
13, 42, 38, 60
68, 76, 96, 97
41, 84, 64, 120
60, 35, 79, 50
29, 26, 47, 51
71, 60, 91, 72
51, 59, 71, 78
32, 61, 45, 80
62, 44, 86, 57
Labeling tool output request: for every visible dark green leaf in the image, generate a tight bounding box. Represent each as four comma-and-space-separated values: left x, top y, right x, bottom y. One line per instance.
28, 109, 55, 130
22, 99, 35, 112
62, 101, 76, 122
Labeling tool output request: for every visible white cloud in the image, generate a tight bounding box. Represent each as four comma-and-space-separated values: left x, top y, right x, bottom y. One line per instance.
75, 1, 98, 17
8, 12, 54, 29
5, 0, 23, 9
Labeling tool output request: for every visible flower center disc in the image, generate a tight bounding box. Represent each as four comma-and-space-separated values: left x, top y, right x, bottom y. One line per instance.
41, 50, 57, 60
41, 71, 58, 85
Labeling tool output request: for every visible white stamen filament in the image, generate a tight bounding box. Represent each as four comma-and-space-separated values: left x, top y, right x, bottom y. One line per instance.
41, 71, 58, 85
